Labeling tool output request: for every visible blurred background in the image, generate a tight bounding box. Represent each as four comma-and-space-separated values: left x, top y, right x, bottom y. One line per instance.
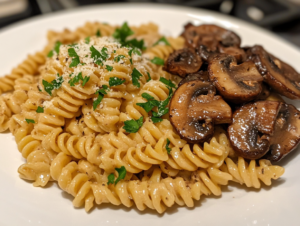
0, 0, 300, 47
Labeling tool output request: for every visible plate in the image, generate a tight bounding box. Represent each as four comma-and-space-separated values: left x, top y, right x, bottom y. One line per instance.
0, 3, 300, 226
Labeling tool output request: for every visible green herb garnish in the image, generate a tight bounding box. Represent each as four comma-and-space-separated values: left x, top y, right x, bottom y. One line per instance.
68, 72, 89, 87
68, 48, 80, 68
47, 41, 62, 57
146, 72, 151, 82
105, 65, 113, 71
85, 36, 90, 44
96, 29, 101, 37
159, 77, 176, 88
166, 138, 171, 154
123, 116, 143, 133
115, 166, 127, 184
25, 119, 35, 124
109, 77, 126, 87
153, 37, 171, 46
131, 68, 143, 88
36, 106, 44, 113
114, 55, 125, 62
93, 85, 109, 110
42, 76, 64, 96
151, 57, 164, 66
113, 22, 134, 43
107, 173, 115, 185
90, 46, 108, 66
136, 93, 160, 113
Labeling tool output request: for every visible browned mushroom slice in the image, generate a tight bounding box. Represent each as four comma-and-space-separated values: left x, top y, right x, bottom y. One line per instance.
208, 53, 263, 103
247, 45, 300, 99
255, 83, 271, 100
164, 48, 202, 77
170, 80, 232, 143
182, 24, 241, 50
265, 103, 300, 161
178, 71, 210, 87
218, 45, 246, 63
228, 101, 281, 159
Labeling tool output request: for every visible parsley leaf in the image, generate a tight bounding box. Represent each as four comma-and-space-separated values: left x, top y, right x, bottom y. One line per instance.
109, 77, 126, 87
113, 22, 134, 43
82, 76, 90, 87
101, 47, 109, 59
115, 166, 127, 184
25, 119, 35, 124
159, 77, 176, 88
151, 57, 165, 66
114, 55, 125, 62
107, 173, 115, 185
153, 37, 171, 46
136, 93, 160, 113
93, 85, 109, 110
147, 72, 151, 82
68, 48, 80, 68
85, 36, 90, 44
151, 117, 163, 123
123, 116, 143, 133
36, 106, 44, 113
90, 46, 108, 66
166, 138, 171, 154
105, 65, 113, 71
128, 48, 141, 57
47, 41, 61, 57
131, 68, 143, 88
42, 76, 64, 96
125, 39, 145, 50
68, 72, 83, 87
96, 29, 101, 37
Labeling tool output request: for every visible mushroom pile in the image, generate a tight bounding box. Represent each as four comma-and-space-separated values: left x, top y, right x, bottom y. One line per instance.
165, 23, 300, 162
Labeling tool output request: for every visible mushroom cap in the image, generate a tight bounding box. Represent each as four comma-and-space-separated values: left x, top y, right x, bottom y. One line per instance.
247, 45, 300, 99
228, 101, 281, 159
178, 71, 210, 87
208, 53, 263, 103
182, 24, 241, 50
170, 80, 232, 143
265, 103, 300, 161
164, 48, 202, 77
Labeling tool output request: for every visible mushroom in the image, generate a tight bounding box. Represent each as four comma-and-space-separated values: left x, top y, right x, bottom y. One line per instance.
208, 53, 263, 103
164, 48, 202, 77
265, 103, 300, 161
228, 101, 281, 159
178, 71, 210, 87
247, 45, 300, 99
181, 24, 241, 50
170, 80, 232, 143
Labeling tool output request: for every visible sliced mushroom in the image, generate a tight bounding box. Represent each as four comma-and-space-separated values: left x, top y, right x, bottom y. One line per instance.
228, 101, 281, 159
164, 48, 202, 77
170, 80, 232, 143
255, 83, 271, 100
247, 45, 300, 99
208, 53, 263, 103
265, 103, 300, 161
182, 24, 241, 50
178, 71, 210, 87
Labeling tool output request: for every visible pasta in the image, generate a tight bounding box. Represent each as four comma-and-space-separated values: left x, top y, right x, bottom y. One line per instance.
0, 21, 286, 214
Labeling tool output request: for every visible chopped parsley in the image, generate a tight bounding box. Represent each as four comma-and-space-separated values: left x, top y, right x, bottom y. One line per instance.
105, 65, 113, 71
153, 37, 171, 46
113, 22, 134, 44
131, 68, 143, 88
68, 72, 90, 87
36, 106, 44, 113
125, 39, 145, 50
151, 117, 163, 123
107, 173, 115, 185
90, 45, 108, 66
159, 77, 176, 88
136, 93, 160, 113
68, 48, 80, 68
93, 85, 109, 110
42, 76, 64, 96
68, 43, 77, 47
146, 72, 151, 82
128, 48, 141, 57
96, 29, 101, 37
114, 55, 125, 62
166, 138, 171, 154
109, 77, 126, 87
151, 57, 165, 66
25, 119, 35, 124
123, 116, 143, 133
85, 36, 90, 44
115, 166, 127, 184
47, 41, 62, 57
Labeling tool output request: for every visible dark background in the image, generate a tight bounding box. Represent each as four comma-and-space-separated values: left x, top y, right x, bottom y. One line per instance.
1, 0, 300, 47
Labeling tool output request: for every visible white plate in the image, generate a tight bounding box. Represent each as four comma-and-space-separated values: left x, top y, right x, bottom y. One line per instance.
1, 3, 300, 226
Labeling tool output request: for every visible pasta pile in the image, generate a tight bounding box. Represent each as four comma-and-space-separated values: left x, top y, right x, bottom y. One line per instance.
0, 22, 284, 213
